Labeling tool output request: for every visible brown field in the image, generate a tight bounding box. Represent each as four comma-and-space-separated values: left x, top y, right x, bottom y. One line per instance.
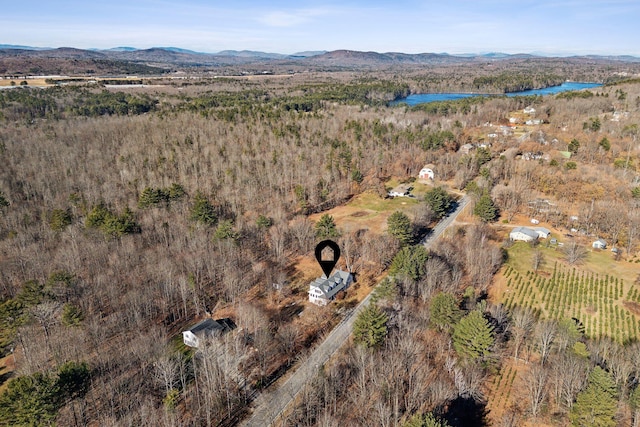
0, 78, 51, 87
486, 358, 557, 427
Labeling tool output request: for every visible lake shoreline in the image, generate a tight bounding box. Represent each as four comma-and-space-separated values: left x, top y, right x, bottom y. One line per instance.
394, 81, 603, 106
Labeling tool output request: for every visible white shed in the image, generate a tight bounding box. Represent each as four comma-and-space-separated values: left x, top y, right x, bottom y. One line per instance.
592, 239, 607, 250
419, 167, 435, 180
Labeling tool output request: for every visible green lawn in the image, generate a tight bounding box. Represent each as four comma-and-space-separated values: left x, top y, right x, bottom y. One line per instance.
348, 190, 420, 212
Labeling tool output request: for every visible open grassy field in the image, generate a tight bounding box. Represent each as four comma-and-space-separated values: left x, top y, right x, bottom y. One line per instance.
309, 189, 421, 234
492, 242, 640, 343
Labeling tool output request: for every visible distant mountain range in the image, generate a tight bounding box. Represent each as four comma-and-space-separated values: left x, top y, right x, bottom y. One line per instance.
1, 45, 639, 73
0, 45, 325, 60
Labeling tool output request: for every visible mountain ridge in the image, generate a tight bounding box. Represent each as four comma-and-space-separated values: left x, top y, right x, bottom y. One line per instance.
2, 46, 640, 76
1, 44, 639, 61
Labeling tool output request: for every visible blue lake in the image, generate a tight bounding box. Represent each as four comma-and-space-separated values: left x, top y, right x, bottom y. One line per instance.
395, 81, 602, 106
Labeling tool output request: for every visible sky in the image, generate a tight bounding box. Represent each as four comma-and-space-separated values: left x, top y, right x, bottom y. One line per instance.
2, 0, 639, 56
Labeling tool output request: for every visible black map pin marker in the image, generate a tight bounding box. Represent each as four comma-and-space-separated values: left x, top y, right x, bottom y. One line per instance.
314, 240, 341, 278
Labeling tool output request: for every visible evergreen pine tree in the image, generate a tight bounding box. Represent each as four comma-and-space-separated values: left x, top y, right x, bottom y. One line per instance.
190, 191, 217, 226
315, 214, 340, 239
387, 210, 413, 245
353, 304, 389, 348
424, 187, 453, 219
568, 138, 581, 155
569, 366, 617, 427
430, 292, 462, 332
452, 310, 495, 360
403, 412, 452, 427
0, 372, 61, 426
390, 245, 430, 281
473, 192, 498, 222
214, 219, 239, 241
0, 190, 9, 210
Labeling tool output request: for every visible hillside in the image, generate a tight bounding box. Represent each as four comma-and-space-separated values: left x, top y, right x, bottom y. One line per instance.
3, 46, 640, 76
0, 58, 639, 426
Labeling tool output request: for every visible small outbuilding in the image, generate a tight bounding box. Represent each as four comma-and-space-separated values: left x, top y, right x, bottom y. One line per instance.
182, 318, 236, 348
592, 239, 607, 250
419, 167, 435, 180
510, 226, 539, 242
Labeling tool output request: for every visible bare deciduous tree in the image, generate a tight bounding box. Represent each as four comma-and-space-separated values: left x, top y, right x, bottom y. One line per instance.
525, 363, 548, 418
551, 353, 588, 411
511, 307, 535, 362
535, 320, 557, 366
531, 249, 544, 273
564, 241, 588, 265
154, 352, 179, 395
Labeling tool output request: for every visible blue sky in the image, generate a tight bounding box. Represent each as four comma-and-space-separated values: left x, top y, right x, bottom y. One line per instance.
2, 1, 639, 55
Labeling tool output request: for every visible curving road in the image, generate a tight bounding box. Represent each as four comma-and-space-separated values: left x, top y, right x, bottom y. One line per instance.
241, 194, 470, 427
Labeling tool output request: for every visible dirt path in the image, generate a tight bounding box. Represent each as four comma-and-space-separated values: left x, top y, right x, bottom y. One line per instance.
241, 195, 470, 427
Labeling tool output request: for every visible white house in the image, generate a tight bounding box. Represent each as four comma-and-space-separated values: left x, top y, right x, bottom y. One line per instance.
592, 239, 607, 249
534, 227, 551, 239
309, 270, 353, 306
524, 106, 536, 115
419, 167, 435, 180
510, 226, 539, 242
388, 184, 412, 198
182, 318, 236, 348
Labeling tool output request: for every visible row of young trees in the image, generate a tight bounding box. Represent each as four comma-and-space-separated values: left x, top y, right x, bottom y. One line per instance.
503, 258, 639, 344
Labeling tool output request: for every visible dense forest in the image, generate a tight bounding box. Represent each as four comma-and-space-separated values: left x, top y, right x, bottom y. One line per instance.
1, 59, 640, 426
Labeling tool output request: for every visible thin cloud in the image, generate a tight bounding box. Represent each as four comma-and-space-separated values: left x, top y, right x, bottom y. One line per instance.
259, 8, 332, 27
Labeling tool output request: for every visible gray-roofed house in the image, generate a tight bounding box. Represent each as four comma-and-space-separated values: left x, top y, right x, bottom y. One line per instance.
510, 226, 539, 242
308, 270, 353, 306
534, 227, 551, 239
182, 318, 236, 348
592, 239, 607, 250
387, 184, 412, 198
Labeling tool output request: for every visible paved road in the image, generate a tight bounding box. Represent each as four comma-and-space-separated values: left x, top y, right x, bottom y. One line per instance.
420, 195, 470, 246
241, 194, 470, 427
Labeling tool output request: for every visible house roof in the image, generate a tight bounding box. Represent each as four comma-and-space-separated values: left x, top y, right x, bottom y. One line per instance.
594, 238, 607, 245
510, 226, 538, 239
389, 184, 412, 195
310, 270, 352, 300
534, 227, 551, 235
186, 318, 236, 336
